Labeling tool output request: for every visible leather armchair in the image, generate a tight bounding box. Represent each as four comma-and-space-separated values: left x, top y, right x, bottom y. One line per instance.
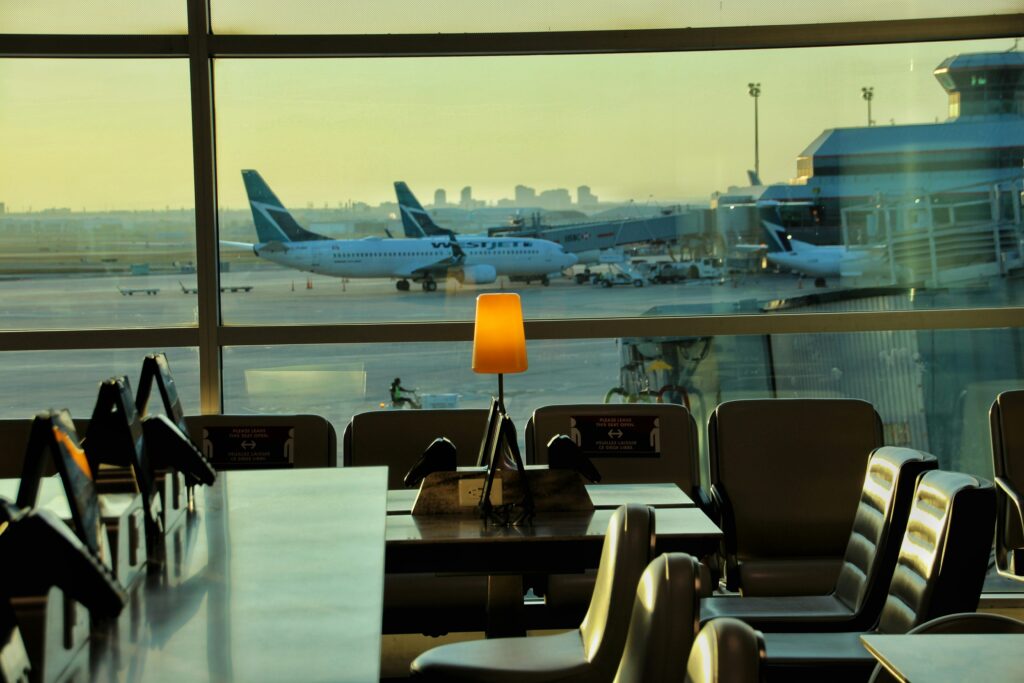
990, 390, 1024, 580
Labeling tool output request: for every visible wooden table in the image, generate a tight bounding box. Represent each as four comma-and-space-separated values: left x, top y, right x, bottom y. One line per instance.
385, 484, 720, 636
860, 634, 1024, 682
386, 481, 695, 515
80, 468, 388, 683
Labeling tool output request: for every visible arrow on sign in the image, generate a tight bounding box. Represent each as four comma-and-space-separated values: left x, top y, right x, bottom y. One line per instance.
608, 429, 623, 438
241, 440, 257, 450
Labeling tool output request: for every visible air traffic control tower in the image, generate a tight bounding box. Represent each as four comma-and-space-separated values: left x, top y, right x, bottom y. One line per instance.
934, 51, 1024, 119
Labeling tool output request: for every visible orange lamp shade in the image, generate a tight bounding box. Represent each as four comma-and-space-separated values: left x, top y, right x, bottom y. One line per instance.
472, 293, 528, 374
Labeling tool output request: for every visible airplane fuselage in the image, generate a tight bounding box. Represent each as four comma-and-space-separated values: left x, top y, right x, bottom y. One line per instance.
254, 236, 575, 279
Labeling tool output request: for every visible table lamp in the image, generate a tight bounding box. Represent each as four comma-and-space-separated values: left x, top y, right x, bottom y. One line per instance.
472, 293, 527, 413
472, 293, 533, 524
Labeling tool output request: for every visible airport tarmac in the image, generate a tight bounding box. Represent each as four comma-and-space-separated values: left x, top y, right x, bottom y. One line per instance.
0, 265, 808, 443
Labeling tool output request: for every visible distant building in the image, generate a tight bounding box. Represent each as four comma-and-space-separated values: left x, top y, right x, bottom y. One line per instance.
434, 188, 447, 207
577, 185, 597, 208
460, 186, 473, 208
515, 184, 536, 205
0, 202, 5, 214
538, 188, 572, 210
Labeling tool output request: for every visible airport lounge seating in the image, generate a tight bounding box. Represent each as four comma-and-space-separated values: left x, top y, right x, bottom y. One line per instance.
683, 618, 766, 683
344, 408, 490, 634
708, 398, 884, 595
184, 414, 337, 469
990, 390, 1024, 581
868, 612, 1024, 683
525, 403, 708, 626
700, 446, 937, 632
526, 403, 706, 508
342, 408, 488, 489
410, 504, 655, 683
612, 553, 703, 683
761, 470, 996, 682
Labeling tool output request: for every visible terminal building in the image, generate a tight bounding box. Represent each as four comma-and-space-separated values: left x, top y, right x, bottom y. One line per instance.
715, 50, 1024, 285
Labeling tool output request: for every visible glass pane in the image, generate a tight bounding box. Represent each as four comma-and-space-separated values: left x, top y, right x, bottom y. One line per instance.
0, 1, 185, 34
0, 60, 197, 330
0, 347, 199, 419
224, 325, 1024, 480
212, 0, 1019, 35
215, 38, 1024, 324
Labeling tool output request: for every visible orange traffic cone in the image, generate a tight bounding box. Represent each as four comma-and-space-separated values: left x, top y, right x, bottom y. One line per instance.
306, 278, 313, 290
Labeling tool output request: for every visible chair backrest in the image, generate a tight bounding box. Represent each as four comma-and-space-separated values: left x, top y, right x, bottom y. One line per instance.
579, 504, 655, 676
613, 553, 702, 683
832, 447, 938, 629
343, 409, 488, 489
877, 470, 995, 634
708, 398, 883, 595
0, 417, 92, 478
684, 618, 765, 683
527, 404, 701, 494
868, 613, 1024, 683
184, 414, 337, 469
990, 390, 1024, 574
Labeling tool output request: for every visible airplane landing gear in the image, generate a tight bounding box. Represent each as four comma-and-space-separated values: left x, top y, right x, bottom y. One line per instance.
541, 275, 550, 286
421, 279, 437, 292
396, 279, 410, 292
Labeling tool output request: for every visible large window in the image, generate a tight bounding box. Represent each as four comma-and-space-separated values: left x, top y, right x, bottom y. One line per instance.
0, 3, 1021, 464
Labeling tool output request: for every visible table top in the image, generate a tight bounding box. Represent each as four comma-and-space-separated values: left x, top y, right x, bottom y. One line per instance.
860, 634, 1024, 682
386, 505, 721, 574
385, 481, 694, 514
85, 468, 389, 683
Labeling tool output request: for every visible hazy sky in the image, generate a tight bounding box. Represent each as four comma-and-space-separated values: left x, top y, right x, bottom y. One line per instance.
0, 37, 1014, 211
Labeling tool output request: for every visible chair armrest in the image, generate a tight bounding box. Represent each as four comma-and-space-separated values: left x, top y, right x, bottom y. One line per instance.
995, 476, 1024, 532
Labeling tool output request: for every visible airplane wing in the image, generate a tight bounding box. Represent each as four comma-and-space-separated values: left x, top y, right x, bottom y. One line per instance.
400, 241, 468, 278
219, 240, 255, 250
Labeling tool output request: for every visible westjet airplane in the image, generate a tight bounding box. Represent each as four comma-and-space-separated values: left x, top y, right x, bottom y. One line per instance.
763, 220, 881, 278
233, 171, 576, 292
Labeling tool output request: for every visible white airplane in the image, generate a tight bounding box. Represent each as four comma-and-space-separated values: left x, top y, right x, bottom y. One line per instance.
763, 220, 881, 278
230, 170, 577, 292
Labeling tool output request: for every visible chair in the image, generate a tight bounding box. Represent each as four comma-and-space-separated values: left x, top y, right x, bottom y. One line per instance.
184, 414, 337, 469
709, 398, 883, 595
612, 553, 702, 683
343, 409, 490, 634
761, 470, 996, 682
343, 409, 488, 489
526, 403, 706, 507
990, 390, 1024, 580
701, 447, 937, 632
868, 612, 1024, 683
684, 618, 766, 683
410, 504, 655, 683
526, 403, 707, 627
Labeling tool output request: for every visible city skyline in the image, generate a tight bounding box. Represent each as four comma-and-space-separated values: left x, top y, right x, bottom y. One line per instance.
0, 37, 1012, 212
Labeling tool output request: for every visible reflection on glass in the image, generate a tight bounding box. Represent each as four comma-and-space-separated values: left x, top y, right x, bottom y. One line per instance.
0, 60, 196, 331
0, 348, 200, 420
215, 39, 1024, 324
224, 325, 1024, 480
212, 0, 1018, 35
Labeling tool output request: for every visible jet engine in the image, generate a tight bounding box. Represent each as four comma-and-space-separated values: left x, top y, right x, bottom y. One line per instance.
456, 264, 498, 284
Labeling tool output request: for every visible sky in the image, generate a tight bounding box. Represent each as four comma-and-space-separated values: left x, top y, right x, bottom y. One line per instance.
0, 35, 1016, 212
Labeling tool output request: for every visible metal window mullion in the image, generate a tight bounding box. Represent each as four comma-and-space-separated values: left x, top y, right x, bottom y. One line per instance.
0, 327, 199, 352
215, 306, 1024, 347
188, 0, 222, 414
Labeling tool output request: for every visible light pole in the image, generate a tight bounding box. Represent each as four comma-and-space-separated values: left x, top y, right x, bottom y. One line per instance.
861, 86, 874, 126
748, 82, 761, 179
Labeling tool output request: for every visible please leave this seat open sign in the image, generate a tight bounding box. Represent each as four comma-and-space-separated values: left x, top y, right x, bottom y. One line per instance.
569, 415, 661, 458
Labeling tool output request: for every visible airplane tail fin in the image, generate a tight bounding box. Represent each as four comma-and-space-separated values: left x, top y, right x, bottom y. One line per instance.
394, 181, 455, 238
242, 170, 328, 243
762, 220, 794, 254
